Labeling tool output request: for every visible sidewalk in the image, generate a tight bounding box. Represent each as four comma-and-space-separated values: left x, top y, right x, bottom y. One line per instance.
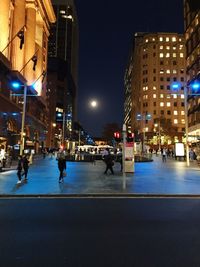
0, 155, 200, 196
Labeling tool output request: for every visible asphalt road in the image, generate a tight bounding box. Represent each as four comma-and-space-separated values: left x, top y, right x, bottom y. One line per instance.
1, 197, 200, 267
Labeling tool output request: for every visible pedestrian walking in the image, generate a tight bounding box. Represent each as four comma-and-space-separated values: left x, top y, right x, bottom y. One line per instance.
22, 154, 30, 180
17, 155, 23, 184
104, 149, 114, 175
57, 151, 66, 183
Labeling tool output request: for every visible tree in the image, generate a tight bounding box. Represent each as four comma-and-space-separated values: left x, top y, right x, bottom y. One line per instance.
102, 123, 121, 143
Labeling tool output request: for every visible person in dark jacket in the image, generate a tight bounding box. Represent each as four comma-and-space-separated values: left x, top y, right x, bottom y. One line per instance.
17, 156, 23, 184
57, 152, 66, 183
22, 155, 30, 180
104, 150, 114, 175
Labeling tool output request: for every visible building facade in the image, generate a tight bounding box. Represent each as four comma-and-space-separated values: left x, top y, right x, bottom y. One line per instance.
184, 0, 200, 142
0, 0, 56, 156
124, 32, 186, 146
46, 0, 79, 148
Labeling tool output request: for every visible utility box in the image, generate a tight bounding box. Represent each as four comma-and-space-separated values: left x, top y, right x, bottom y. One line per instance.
125, 142, 135, 173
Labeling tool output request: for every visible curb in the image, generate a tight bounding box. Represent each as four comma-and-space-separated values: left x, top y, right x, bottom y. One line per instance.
1, 193, 200, 199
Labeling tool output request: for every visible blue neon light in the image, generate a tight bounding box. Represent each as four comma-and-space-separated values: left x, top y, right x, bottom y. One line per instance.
11, 82, 20, 89
191, 82, 200, 90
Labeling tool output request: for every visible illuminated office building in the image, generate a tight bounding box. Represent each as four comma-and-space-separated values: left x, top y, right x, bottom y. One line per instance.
124, 32, 186, 144
0, 0, 56, 154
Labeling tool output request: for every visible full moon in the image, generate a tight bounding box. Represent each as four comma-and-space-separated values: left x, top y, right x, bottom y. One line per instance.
90, 100, 98, 108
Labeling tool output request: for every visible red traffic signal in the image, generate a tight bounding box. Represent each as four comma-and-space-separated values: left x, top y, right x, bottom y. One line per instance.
114, 132, 120, 138
127, 132, 134, 142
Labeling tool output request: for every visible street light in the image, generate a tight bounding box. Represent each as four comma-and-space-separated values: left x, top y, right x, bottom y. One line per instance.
136, 113, 152, 153
171, 80, 200, 167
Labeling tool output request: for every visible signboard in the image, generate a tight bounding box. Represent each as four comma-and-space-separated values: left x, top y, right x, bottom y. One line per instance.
125, 142, 134, 173
175, 143, 185, 156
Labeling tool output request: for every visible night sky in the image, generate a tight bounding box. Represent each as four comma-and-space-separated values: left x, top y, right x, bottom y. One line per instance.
75, 0, 184, 137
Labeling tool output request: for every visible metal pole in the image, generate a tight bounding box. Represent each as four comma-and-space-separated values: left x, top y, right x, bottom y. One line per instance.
158, 121, 161, 151
184, 86, 190, 167
143, 119, 145, 154
20, 85, 27, 156
122, 124, 126, 190
78, 129, 81, 146
62, 111, 65, 147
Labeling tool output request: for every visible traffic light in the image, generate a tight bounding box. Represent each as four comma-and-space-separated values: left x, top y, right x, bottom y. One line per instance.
126, 132, 134, 143
114, 132, 121, 142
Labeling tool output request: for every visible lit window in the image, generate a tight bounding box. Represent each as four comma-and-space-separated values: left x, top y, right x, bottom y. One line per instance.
160, 94, 164, 98
179, 45, 183, 50
166, 53, 170, 58
145, 39, 149, 43
160, 46, 163, 50
174, 119, 178, 124
166, 46, 170, 50
181, 94, 184, 99
159, 37, 163, 41
153, 86, 156, 90
160, 69, 164, 74
143, 87, 146, 91
153, 94, 157, 98
60, 10, 66, 14
152, 38, 155, 41
179, 38, 182, 42
173, 94, 177, 99
173, 53, 176, 58
166, 94, 171, 98
174, 111, 178, 115
181, 111, 185, 115
166, 37, 170, 42
160, 102, 164, 107
181, 119, 185, 124
160, 53, 164, 58
167, 102, 171, 107
180, 53, 184, 58
173, 70, 177, 74
173, 46, 176, 50
172, 37, 176, 42
166, 69, 170, 74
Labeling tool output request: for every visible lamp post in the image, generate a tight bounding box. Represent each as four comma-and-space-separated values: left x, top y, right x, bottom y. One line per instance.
136, 113, 151, 154
171, 80, 200, 167
122, 124, 126, 190
154, 122, 161, 151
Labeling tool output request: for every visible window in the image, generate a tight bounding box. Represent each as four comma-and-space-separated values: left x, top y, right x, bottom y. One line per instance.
160, 53, 164, 58
153, 94, 157, 98
160, 94, 164, 98
166, 53, 170, 58
173, 77, 177, 81
153, 69, 156, 73
181, 77, 184, 82
153, 102, 156, 106
153, 77, 156, 81
166, 37, 170, 42
174, 119, 178, 124
167, 102, 171, 107
174, 102, 177, 107
172, 37, 176, 42
180, 69, 184, 74
159, 37, 163, 41
181, 119, 185, 124
173, 61, 177, 65
173, 53, 177, 58
181, 102, 184, 107
181, 94, 184, 99
179, 45, 183, 50
166, 46, 170, 50
154, 110, 156, 115
160, 46, 163, 49
167, 110, 171, 115
160, 85, 164, 90
181, 111, 185, 115
173, 94, 177, 98
180, 53, 184, 58
153, 86, 156, 90
160, 102, 164, 107
174, 111, 178, 115
153, 44, 156, 49
167, 85, 170, 90
161, 110, 164, 115
173, 70, 177, 74
160, 61, 164, 65
166, 94, 171, 98
167, 77, 170, 82
166, 70, 170, 74
160, 77, 164, 81
153, 53, 156, 57
160, 69, 164, 74
145, 39, 149, 43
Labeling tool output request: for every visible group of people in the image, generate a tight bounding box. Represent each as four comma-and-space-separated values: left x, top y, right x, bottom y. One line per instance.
17, 155, 30, 184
